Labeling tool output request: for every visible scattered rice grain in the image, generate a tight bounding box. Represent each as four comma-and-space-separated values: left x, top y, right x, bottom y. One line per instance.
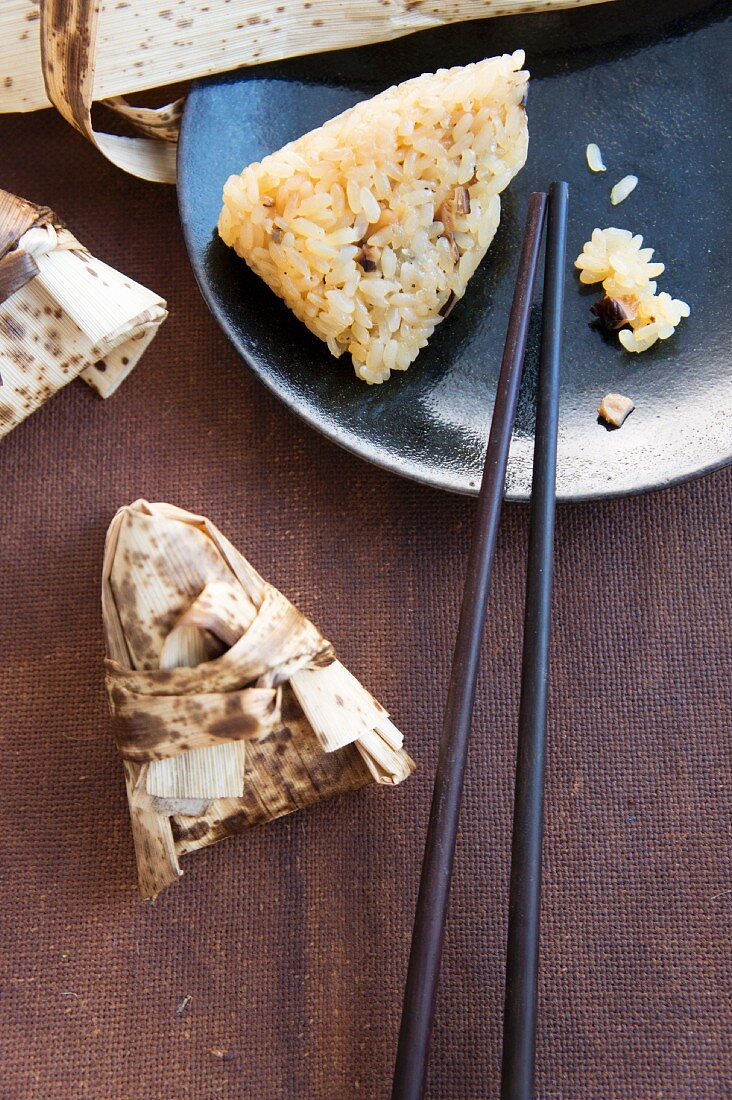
610, 174, 638, 205
586, 143, 606, 172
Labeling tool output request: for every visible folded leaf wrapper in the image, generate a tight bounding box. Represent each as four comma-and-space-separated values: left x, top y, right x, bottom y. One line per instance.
0, 0, 614, 183
0, 189, 167, 437
102, 500, 414, 899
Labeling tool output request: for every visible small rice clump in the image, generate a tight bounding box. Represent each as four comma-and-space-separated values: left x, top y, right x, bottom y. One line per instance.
575, 227, 690, 353
218, 53, 529, 383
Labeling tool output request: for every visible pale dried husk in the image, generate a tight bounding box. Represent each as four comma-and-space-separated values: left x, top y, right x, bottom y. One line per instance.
102, 499, 414, 899
0, 188, 166, 438
0, 0, 615, 183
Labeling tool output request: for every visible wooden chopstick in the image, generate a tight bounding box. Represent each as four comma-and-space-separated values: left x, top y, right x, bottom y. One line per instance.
500, 180, 569, 1100
390, 191, 548, 1100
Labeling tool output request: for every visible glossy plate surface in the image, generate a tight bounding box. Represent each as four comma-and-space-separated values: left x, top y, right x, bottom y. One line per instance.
178, 0, 731, 500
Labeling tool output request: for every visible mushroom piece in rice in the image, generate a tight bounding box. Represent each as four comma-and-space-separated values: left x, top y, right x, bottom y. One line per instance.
218, 53, 529, 383
598, 392, 635, 427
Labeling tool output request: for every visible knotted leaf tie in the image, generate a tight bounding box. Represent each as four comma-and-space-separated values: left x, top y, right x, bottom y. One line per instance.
0, 189, 63, 308
106, 582, 336, 764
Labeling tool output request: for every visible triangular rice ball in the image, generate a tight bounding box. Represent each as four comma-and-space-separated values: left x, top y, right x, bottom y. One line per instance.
219, 52, 529, 384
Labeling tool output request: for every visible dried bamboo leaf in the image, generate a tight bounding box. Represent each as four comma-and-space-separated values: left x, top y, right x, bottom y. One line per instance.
171, 690, 373, 856
146, 578, 262, 797
102, 500, 414, 898
108, 507, 247, 801
103, 509, 181, 895
0, 188, 166, 437
146, 744, 247, 802
112, 684, 279, 763
355, 728, 414, 786
41, 0, 177, 183
0, 0, 615, 182
124, 761, 182, 898
290, 659, 409, 783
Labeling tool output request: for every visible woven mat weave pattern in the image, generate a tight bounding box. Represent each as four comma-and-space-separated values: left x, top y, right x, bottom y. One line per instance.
0, 108, 730, 1100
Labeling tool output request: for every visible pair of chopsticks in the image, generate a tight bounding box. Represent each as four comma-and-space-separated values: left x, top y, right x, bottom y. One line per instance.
391, 182, 569, 1100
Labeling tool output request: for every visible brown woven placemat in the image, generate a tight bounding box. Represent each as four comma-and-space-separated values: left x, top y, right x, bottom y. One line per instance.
0, 108, 729, 1100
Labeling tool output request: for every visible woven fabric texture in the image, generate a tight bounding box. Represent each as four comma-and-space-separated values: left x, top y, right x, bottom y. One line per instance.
0, 107, 730, 1100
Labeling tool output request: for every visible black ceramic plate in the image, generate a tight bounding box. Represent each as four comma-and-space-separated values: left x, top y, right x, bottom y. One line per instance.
178, 0, 732, 500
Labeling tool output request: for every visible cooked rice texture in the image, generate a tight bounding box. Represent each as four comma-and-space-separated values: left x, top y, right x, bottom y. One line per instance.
575, 227, 690, 353
218, 53, 529, 383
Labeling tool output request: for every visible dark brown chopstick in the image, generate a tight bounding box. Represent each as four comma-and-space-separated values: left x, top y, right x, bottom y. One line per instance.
501, 180, 569, 1100
390, 191, 548, 1100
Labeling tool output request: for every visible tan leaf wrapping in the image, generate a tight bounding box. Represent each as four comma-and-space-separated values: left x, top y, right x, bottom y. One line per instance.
41, 0, 178, 184
0, 188, 167, 438
0, 0, 614, 182
102, 499, 414, 899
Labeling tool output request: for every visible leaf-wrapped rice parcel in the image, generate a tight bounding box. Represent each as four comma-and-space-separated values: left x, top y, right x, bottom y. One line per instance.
219, 52, 529, 383
0, 188, 166, 437
102, 500, 414, 899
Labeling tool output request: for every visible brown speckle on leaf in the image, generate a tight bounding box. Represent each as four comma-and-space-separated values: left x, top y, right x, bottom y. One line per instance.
209, 712, 258, 740
95, 360, 106, 373
26, 8, 40, 19
0, 316, 26, 340
3, 77, 12, 89
173, 820, 208, 843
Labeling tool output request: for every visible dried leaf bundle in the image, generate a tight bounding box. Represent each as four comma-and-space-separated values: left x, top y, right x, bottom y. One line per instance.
0, 0, 614, 182
0, 188, 166, 438
102, 500, 414, 899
